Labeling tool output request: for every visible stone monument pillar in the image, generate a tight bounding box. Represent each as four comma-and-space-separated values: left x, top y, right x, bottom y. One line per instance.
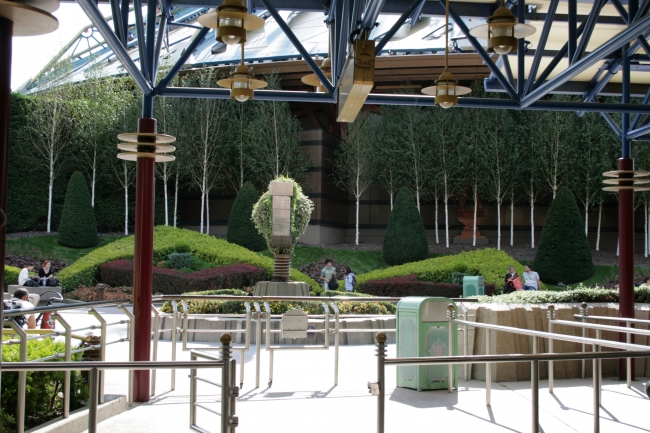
270, 180, 293, 281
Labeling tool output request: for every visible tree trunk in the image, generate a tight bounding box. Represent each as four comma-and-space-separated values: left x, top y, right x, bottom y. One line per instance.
584, 198, 590, 236
124, 165, 129, 236
174, 171, 179, 228
47, 160, 54, 233
163, 164, 169, 226
596, 200, 602, 251
434, 192, 439, 244
390, 192, 393, 211
510, 191, 514, 246
355, 195, 360, 245
444, 181, 450, 248
472, 184, 477, 247
91, 149, 96, 208
530, 195, 535, 249
205, 189, 210, 235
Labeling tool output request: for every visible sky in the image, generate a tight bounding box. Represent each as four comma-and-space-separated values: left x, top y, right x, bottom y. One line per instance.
11, 3, 113, 90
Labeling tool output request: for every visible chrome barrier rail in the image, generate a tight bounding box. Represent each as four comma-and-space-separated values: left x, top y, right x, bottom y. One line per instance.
153, 295, 477, 389
190, 335, 239, 433
371, 332, 650, 433
3, 359, 227, 433
2, 299, 135, 433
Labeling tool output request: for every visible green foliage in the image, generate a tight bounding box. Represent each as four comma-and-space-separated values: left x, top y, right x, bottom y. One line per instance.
451, 272, 469, 285
174, 241, 191, 253
478, 284, 650, 304
58, 172, 98, 248
359, 248, 523, 287
535, 187, 594, 284
1, 337, 87, 432
321, 290, 396, 313
168, 252, 192, 269
383, 187, 428, 266
5, 235, 123, 265
57, 226, 318, 292
251, 177, 314, 255
4, 265, 20, 287
159, 289, 393, 315
227, 182, 267, 251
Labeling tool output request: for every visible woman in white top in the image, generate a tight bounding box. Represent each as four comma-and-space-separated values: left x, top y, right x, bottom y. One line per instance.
522, 264, 540, 291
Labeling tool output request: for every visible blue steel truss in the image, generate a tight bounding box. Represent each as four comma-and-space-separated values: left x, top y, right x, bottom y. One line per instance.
68, 0, 650, 147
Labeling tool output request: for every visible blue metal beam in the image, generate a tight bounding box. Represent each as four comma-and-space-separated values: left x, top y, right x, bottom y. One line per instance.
568, 0, 577, 60
611, 0, 630, 23
337, 0, 350, 78
572, 0, 606, 63
109, 0, 124, 46
628, 123, 650, 139
444, 0, 518, 101
133, 0, 149, 81
576, 60, 620, 116
162, 87, 338, 103
361, 0, 386, 30
502, 54, 514, 88
76, 0, 152, 94
154, 26, 209, 92
533, 19, 587, 90
517, 0, 525, 96
631, 86, 650, 129
524, 0, 559, 95
146, 0, 157, 83
121, 0, 129, 43
522, 14, 650, 107
152, 13, 167, 84
259, 0, 335, 94
634, 0, 650, 22
334, 0, 344, 82
375, 0, 425, 55
602, 112, 622, 137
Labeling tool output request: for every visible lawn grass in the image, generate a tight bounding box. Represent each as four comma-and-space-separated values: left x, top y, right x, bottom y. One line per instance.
260, 246, 388, 274
5, 235, 124, 264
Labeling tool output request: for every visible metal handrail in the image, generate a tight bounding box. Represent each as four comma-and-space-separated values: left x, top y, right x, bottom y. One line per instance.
154, 294, 478, 303
574, 314, 650, 325
2, 299, 132, 317
371, 331, 650, 433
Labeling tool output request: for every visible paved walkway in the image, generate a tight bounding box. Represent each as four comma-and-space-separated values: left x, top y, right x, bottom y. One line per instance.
57, 307, 650, 433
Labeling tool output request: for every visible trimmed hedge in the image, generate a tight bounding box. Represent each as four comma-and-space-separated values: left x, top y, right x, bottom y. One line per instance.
57, 226, 319, 293
227, 182, 266, 252
534, 187, 594, 284
4, 265, 20, 288
477, 284, 650, 304
383, 187, 428, 266
358, 248, 523, 288
159, 289, 393, 315
58, 172, 98, 248
100, 260, 266, 294
361, 275, 496, 298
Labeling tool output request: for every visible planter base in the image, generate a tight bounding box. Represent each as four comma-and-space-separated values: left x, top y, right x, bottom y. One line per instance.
253, 281, 310, 296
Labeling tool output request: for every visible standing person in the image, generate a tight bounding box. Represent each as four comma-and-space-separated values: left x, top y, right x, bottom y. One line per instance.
344, 266, 356, 292
38, 260, 59, 286
320, 259, 337, 291
522, 264, 540, 291
18, 265, 39, 287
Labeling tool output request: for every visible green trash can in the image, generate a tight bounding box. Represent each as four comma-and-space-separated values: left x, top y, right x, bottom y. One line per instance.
463, 276, 484, 297
396, 297, 458, 391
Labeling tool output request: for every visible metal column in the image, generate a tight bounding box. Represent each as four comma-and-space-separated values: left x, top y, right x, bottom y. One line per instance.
133, 116, 157, 402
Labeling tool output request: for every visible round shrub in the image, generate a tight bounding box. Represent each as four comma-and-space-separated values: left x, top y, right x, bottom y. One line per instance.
534, 187, 593, 284
227, 182, 267, 252
173, 241, 191, 253
168, 252, 192, 269
58, 172, 98, 248
383, 187, 428, 266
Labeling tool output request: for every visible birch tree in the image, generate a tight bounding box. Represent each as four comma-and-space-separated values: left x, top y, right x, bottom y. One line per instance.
522, 111, 543, 248
333, 111, 375, 244
23, 82, 77, 233
372, 108, 408, 210
537, 98, 574, 199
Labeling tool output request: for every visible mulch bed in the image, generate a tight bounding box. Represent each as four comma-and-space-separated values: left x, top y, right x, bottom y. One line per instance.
299, 259, 347, 285
4, 254, 68, 273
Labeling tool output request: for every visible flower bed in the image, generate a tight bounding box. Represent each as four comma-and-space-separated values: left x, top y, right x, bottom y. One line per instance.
360, 275, 496, 298
57, 226, 319, 293
65, 285, 133, 302
99, 260, 266, 295
477, 284, 650, 304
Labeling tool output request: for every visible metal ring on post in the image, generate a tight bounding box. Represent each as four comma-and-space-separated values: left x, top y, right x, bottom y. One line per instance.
603, 169, 650, 192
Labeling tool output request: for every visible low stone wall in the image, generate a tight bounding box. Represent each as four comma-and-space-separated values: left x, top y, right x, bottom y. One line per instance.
460, 303, 650, 381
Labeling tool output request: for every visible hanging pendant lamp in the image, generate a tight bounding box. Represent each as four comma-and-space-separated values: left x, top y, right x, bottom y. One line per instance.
301, 35, 332, 93
198, 0, 264, 46
469, 0, 536, 54
217, 44, 267, 102
421, 0, 470, 108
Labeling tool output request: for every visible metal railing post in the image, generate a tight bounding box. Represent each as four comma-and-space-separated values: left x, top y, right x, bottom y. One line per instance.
221, 334, 232, 433
581, 302, 588, 379
88, 367, 99, 433
461, 304, 469, 380
593, 343, 600, 432
596, 329, 602, 403
171, 300, 179, 390
118, 304, 135, 406
229, 358, 238, 432
322, 302, 331, 349
88, 308, 107, 404
486, 328, 491, 405
375, 332, 387, 433
330, 302, 340, 386
627, 321, 632, 388
151, 305, 160, 396
241, 302, 252, 388
547, 305, 555, 393
263, 301, 273, 387
182, 300, 190, 351
189, 352, 197, 429
253, 302, 262, 389
9, 321, 27, 433
447, 304, 455, 392
532, 359, 539, 433
52, 313, 72, 418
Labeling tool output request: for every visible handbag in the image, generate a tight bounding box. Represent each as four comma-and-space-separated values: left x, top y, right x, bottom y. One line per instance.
512, 278, 523, 291
329, 274, 339, 290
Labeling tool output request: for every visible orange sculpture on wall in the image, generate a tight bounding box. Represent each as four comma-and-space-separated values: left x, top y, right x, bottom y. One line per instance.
454, 195, 488, 244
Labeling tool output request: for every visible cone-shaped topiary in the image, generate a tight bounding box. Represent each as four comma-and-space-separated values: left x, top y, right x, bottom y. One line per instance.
534, 186, 593, 284
383, 187, 429, 266
58, 171, 98, 248
227, 182, 267, 251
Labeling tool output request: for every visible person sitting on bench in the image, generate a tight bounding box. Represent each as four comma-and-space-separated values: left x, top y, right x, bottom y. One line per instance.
38, 260, 59, 286
18, 265, 39, 287
8, 288, 36, 329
